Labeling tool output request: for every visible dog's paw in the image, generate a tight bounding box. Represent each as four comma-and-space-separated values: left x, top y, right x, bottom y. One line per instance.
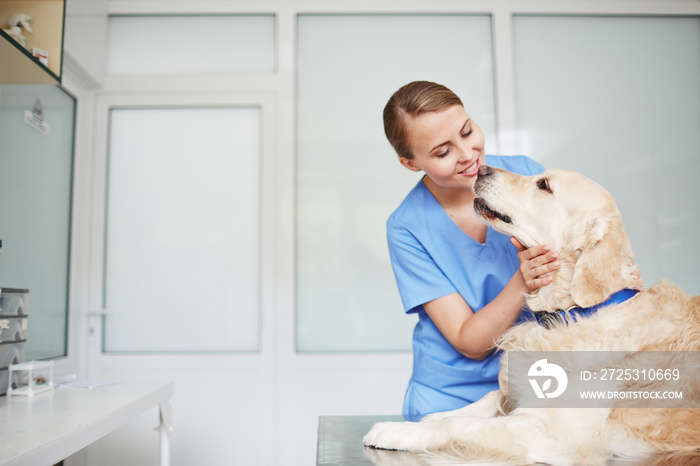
420, 410, 453, 422
363, 421, 430, 452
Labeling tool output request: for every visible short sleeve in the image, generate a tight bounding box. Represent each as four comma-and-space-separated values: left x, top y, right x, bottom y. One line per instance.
523, 157, 545, 175
387, 219, 457, 314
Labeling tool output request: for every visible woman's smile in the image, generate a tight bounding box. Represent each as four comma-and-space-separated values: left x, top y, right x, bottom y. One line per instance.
458, 158, 481, 177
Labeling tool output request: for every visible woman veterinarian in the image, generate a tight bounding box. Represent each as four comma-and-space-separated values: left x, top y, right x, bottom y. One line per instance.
384, 81, 560, 420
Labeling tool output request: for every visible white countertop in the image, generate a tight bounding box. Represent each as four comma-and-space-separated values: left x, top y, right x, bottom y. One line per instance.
0, 380, 173, 466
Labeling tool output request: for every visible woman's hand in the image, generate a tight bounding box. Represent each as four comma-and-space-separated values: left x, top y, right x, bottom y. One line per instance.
511, 238, 560, 293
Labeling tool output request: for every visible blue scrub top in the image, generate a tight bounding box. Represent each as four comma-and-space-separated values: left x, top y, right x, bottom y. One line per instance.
387, 155, 544, 420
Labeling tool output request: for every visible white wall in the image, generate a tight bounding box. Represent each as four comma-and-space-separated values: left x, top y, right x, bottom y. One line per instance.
64, 0, 109, 85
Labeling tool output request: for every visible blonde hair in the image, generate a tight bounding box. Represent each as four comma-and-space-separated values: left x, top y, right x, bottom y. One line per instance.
383, 81, 463, 160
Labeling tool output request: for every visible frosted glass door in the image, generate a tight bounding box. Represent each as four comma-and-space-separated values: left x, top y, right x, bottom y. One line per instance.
296, 15, 496, 352
104, 108, 260, 352
513, 16, 700, 294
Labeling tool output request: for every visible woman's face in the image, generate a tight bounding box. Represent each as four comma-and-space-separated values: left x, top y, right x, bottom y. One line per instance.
400, 104, 485, 191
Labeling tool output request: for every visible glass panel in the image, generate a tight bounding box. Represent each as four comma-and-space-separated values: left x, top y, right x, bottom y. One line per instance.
296, 14, 496, 352
0, 84, 74, 360
107, 15, 275, 74
104, 108, 260, 353
513, 16, 700, 295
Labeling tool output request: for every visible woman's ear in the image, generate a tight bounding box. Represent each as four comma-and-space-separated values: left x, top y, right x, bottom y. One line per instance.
399, 157, 422, 172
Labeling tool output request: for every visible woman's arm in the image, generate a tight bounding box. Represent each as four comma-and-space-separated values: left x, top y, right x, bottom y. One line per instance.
424, 243, 559, 360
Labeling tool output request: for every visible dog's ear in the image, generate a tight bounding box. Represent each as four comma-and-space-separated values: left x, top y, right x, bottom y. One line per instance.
568, 217, 607, 252
569, 217, 623, 307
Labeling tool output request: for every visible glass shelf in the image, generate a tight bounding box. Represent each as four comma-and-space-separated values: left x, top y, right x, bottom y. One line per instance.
0, 0, 65, 84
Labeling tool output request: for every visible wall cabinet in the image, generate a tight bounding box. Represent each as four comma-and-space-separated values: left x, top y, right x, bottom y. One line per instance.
0, 84, 75, 360
0, 0, 65, 84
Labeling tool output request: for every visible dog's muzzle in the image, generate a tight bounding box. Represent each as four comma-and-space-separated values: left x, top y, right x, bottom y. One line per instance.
474, 198, 512, 224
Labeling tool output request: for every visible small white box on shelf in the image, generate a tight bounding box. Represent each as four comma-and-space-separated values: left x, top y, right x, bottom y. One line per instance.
7, 360, 54, 397
31, 48, 49, 66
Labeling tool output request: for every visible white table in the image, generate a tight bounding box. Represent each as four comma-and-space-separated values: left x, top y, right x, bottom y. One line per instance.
318, 416, 700, 465
317, 415, 403, 465
0, 381, 174, 466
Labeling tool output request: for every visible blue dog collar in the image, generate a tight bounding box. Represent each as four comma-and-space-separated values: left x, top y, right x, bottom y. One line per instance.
534, 288, 640, 329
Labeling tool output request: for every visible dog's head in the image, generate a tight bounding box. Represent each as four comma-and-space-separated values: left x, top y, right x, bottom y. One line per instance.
474, 165, 639, 310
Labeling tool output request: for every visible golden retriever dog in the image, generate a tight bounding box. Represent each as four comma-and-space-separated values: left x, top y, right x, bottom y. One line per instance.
364, 166, 700, 465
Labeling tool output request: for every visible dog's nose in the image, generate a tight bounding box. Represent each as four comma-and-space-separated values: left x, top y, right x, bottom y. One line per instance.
478, 165, 493, 177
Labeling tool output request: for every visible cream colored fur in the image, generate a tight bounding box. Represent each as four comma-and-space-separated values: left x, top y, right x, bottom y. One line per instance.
363, 167, 699, 465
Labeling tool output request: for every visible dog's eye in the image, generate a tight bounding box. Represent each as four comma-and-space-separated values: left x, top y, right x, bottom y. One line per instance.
537, 177, 552, 193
